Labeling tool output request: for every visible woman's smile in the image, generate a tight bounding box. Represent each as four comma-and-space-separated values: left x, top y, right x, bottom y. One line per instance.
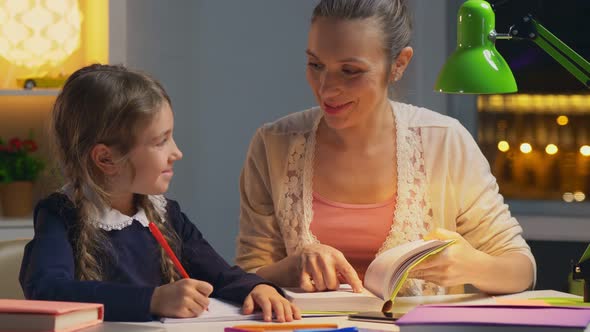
323, 101, 354, 115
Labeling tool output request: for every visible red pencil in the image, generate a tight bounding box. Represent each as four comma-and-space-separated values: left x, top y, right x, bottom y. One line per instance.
148, 222, 190, 279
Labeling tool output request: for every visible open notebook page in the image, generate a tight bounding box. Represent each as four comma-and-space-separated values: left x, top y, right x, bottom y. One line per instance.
160, 298, 262, 323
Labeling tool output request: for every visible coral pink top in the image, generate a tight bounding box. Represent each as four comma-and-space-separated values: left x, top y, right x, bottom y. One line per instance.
310, 192, 396, 280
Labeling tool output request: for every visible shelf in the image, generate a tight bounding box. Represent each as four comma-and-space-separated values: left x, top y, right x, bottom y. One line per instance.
0, 218, 34, 240
0, 218, 33, 228
0, 89, 60, 96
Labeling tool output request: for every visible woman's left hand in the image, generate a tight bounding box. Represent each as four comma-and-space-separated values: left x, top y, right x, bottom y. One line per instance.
409, 228, 485, 287
242, 284, 302, 322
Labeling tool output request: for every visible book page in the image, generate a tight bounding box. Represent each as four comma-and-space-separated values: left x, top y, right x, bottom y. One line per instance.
283, 285, 384, 313
364, 239, 454, 301
387, 242, 454, 298
284, 284, 378, 300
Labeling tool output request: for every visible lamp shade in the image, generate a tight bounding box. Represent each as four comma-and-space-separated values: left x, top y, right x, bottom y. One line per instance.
435, 0, 517, 94
0, 0, 82, 69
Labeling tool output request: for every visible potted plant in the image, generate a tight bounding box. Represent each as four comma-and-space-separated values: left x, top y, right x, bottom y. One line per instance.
0, 136, 45, 217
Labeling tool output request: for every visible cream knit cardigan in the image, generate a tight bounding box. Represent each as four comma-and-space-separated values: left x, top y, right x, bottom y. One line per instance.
236, 101, 536, 295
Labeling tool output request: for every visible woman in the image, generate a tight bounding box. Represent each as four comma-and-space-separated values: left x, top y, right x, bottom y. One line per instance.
236, 0, 535, 297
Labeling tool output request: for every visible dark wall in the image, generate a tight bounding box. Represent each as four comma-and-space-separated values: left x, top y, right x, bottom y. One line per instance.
529, 240, 589, 292
489, 0, 590, 93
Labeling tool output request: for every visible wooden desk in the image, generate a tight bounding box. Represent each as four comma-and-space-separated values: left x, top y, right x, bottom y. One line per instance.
83, 317, 395, 332
80, 290, 581, 332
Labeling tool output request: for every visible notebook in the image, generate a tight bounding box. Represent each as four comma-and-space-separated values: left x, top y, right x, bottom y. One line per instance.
0, 299, 103, 332
161, 298, 263, 323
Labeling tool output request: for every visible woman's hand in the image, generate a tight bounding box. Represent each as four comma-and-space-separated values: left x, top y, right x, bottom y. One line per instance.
409, 228, 484, 287
242, 284, 301, 322
298, 243, 363, 293
150, 278, 213, 318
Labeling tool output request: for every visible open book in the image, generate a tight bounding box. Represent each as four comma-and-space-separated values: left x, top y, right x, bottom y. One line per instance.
284, 239, 455, 313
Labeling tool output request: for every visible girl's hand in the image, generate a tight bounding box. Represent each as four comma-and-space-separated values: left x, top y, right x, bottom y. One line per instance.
242, 284, 301, 322
409, 228, 484, 287
298, 243, 363, 293
150, 278, 213, 318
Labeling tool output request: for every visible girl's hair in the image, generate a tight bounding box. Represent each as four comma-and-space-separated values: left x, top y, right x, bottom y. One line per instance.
51, 64, 180, 282
311, 0, 412, 67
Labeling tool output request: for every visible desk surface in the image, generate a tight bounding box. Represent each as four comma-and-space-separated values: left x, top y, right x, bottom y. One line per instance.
81, 290, 580, 332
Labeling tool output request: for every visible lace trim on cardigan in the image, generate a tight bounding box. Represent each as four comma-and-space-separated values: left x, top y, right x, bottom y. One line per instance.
278, 133, 308, 254
378, 127, 432, 252
377, 120, 442, 296
302, 117, 322, 248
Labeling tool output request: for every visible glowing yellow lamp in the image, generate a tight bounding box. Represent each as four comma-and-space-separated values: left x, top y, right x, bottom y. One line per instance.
545, 144, 558, 155
573, 191, 586, 202
520, 143, 532, 154
497, 140, 510, 152
0, 0, 83, 69
556, 115, 569, 126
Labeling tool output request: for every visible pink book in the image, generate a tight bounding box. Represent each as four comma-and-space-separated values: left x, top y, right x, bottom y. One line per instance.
396, 304, 590, 331
0, 299, 104, 332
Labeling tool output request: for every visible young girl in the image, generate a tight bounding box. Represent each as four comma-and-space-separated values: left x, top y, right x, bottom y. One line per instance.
19, 64, 300, 322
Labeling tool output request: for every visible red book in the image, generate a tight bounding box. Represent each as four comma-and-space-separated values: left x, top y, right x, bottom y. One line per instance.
0, 299, 103, 332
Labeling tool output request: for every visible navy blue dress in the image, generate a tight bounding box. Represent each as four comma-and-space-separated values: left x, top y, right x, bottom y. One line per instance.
19, 193, 277, 322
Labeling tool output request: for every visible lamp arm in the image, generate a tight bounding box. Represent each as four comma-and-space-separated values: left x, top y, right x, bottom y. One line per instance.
508, 15, 590, 89
531, 18, 590, 88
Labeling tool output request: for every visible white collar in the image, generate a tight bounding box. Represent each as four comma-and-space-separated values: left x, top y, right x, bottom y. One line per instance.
59, 185, 169, 232
93, 206, 150, 231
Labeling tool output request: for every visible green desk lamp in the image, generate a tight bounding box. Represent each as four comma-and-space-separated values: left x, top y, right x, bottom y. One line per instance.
435, 0, 590, 94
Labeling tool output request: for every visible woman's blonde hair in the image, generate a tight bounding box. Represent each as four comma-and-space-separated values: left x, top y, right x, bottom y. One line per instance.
51, 64, 180, 282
